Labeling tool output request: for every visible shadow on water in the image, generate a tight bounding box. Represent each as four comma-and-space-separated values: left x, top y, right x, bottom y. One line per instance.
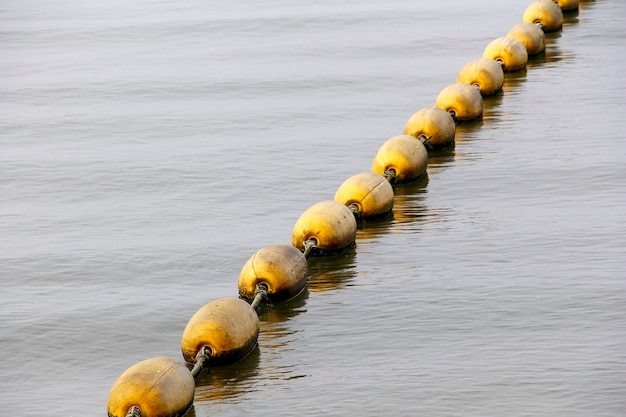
563, 7, 580, 26
193, 346, 262, 403
306, 246, 358, 292
502, 67, 528, 92
425, 147, 456, 176
257, 288, 309, 326
482, 89, 504, 123
391, 175, 431, 227
454, 116, 485, 141
579, 0, 597, 11
355, 211, 394, 241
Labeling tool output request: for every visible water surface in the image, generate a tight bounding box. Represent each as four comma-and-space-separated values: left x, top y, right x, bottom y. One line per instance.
1, 1, 625, 416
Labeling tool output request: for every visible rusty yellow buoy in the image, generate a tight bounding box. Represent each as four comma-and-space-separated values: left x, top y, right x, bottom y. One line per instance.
557, 0, 579, 11
238, 244, 308, 302
181, 297, 259, 366
434, 83, 483, 122
372, 134, 428, 182
403, 107, 455, 150
483, 37, 528, 72
523, 0, 564, 32
456, 57, 504, 96
107, 357, 195, 417
507, 22, 546, 55
292, 200, 357, 255
334, 172, 394, 218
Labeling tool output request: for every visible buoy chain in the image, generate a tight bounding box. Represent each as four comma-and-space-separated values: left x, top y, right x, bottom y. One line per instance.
191, 346, 212, 379
125, 406, 141, 417
250, 284, 268, 311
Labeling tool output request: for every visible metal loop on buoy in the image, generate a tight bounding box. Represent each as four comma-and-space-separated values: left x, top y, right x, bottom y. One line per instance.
190, 346, 211, 379
303, 238, 317, 259
125, 406, 141, 417
384, 168, 398, 184
347, 203, 363, 221
250, 283, 268, 310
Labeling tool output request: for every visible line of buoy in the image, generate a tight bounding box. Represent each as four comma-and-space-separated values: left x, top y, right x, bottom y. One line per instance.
107, 1, 584, 415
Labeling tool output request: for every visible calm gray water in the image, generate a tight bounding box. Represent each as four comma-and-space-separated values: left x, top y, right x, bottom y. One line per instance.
1, 0, 625, 416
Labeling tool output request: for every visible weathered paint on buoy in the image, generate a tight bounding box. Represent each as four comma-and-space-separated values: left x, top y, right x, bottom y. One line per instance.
483, 37, 528, 72
292, 201, 357, 254
507, 22, 546, 55
403, 107, 455, 150
434, 83, 483, 122
334, 172, 394, 218
107, 357, 195, 417
523, 0, 564, 32
238, 244, 308, 302
372, 134, 429, 182
456, 57, 504, 96
556, 0, 579, 12
181, 297, 259, 366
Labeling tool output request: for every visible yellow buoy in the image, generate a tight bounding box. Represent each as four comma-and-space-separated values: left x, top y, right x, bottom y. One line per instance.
456, 57, 504, 96
238, 244, 309, 302
557, 0, 579, 11
334, 172, 394, 218
292, 200, 357, 255
403, 107, 455, 150
483, 37, 528, 72
523, 0, 564, 32
107, 357, 195, 417
181, 297, 259, 366
434, 83, 483, 122
372, 134, 428, 182
507, 22, 546, 55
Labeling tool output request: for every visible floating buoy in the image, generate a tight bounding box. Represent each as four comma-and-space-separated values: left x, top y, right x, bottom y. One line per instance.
371, 134, 428, 182
556, 0, 579, 12
292, 200, 357, 255
507, 22, 546, 55
334, 172, 394, 218
181, 297, 259, 366
107, 357, 195, 417
523, 0, 564, 32
238, 244, 309, 302
483, 37, 528, 72
403, 107, 455, 150
434, 83, 483, 122
456, 57, 504, 96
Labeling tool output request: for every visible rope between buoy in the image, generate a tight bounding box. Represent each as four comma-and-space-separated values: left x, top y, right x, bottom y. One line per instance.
347, 203, 363, 221
250, 283, 268, 310
384, 168, 397, 184
125, 406, 141, 417
191, 346, 211, 379
303, 238, 317, 259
